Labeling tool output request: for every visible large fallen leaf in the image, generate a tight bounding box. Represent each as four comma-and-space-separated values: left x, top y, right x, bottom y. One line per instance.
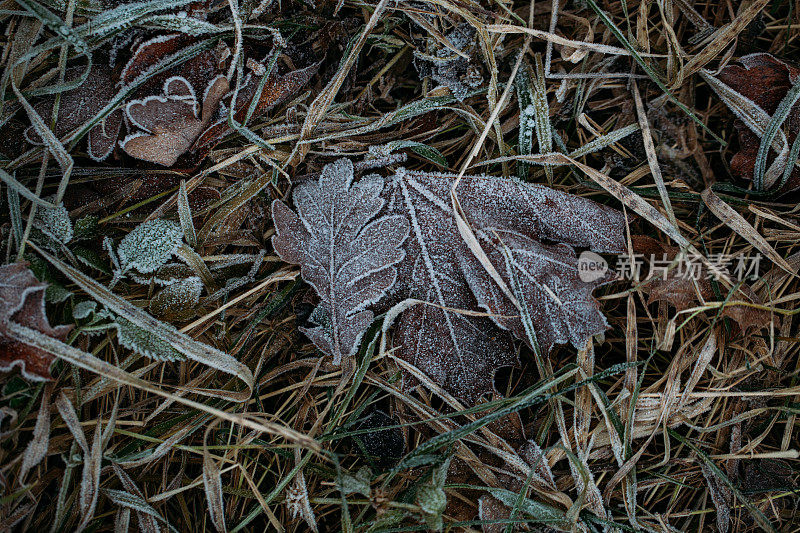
273, 160, 626, 403
272, 159, 409, 364
385, 169, 625, 402
0, 262, 71, 380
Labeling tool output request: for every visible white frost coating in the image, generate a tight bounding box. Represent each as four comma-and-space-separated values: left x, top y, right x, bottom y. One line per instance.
163, 75, 199, 115
35, 202, 73, 244
117, 219, 184, 275
119, 131, 150, 149
271, 158, 410, 364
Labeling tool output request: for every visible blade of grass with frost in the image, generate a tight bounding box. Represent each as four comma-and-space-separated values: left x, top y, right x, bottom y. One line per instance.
754, 78, 800, 189
701, 71, 787, 191
224, 26, 276, 152
531, 55, 553, 183
103, 490, 175, 532
502, 465, 540, 533
203, 444, 227, 533
633, 80, 678, 231
568, 123, 639, 158
488, 488, 563, 526
13, 0, 87, 54
78, 422, 102, 531
305, 93, 464, 143
292, 0, 389, 164
778, 134, 800, 191
682, 0, 770, 77
6, 185, 23, 248
8, 320, 320, 449
585, 0, 725, 146
19, 384, 52, 480
668, 429, 778, 532
515, 65, 534, 180
139, 14, 222, 35
75, 0, 198, 40
178, 180, 196, 248
32, 244, 255, 400
701, 188, 794, 275
12, 79, 73, 204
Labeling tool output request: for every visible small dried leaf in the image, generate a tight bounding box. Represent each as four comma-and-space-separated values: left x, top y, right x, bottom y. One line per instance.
121, 75, 229, 166
0, 263, 71, 381
148, 276, 203, 320
272, 159, 410, 364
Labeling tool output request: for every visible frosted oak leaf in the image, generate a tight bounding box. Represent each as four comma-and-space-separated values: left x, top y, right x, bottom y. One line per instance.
384, 170, 625, 402
271, 159, 410, 364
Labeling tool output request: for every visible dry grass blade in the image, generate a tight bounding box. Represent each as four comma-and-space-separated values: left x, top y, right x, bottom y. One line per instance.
700, 188, 794, 275
633, 80, 678, 231
19, 383, 52, 481
203, 436, 227, 533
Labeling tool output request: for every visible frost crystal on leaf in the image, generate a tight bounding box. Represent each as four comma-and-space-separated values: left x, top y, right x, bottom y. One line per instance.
113, 316, 185, 361
35, 202, 73, 244
271, 158, 410, 364
117, 219, 184, 275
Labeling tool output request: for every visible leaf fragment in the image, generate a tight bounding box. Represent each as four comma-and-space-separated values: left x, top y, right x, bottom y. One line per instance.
0, 263, 71, 381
